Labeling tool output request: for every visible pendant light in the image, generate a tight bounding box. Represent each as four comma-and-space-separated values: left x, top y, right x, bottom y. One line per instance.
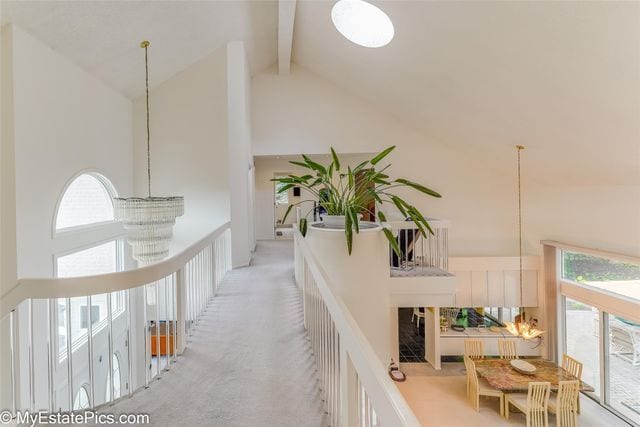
113, 41, 184, 264
505, 145, 544, 340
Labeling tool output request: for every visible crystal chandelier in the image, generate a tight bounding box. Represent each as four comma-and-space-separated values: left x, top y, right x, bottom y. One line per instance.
113, 41, 184, 264
505, 145, 544, 340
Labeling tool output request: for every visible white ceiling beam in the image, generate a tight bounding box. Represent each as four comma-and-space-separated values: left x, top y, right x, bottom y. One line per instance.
278, 0, 297, 75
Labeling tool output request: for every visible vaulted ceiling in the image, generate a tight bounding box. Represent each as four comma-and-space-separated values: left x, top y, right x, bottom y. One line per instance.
1, 0, 278, 98
2, 1, 638, 187
292, 1, 640, 186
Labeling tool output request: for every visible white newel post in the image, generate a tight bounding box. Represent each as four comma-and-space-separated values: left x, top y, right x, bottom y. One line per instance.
176, 267, 187, 354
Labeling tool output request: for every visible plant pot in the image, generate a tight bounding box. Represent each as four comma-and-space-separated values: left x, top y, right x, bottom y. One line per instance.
322, 215, 347, 227
321, 214, 366, 228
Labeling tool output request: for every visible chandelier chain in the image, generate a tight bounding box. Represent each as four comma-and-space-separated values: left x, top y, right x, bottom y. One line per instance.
143, 41, 151, 198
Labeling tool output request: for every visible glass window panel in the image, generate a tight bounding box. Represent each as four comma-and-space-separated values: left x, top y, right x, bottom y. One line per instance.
57, 241, 117, 278
565, 297, 600, 398
606, 314, 640, 424
56, 174, 115, 230
73, 386, 90, 410
562, 251, 640, 302
274, 181, 289, 205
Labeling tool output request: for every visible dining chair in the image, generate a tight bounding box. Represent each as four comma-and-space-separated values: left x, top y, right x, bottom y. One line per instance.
505, 381, 551, 427
464, 355, 504, 416
548, 380, 580, 427
561, 354, 583, 413
411, 308, 425, 328
498, 339, 518, 359
464, 339, 484, 360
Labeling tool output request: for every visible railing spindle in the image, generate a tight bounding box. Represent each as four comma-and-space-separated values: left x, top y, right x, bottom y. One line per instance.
107, 292, 114, 403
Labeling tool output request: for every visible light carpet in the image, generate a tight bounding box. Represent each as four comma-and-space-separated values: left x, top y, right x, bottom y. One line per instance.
99, 240, 327, 427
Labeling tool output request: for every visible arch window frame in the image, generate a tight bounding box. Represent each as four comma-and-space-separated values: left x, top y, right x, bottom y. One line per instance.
52, 170, 129, 361
73, 384, 91, 411
52, 170, 119, 237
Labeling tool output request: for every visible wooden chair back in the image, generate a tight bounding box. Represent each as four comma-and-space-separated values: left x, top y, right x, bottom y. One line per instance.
555, 380, 580, 427
464, 339, 484, 360
562, 354, 583, 379
527, 382, 550, 427
498, 339, 518, 359
464, 356, 478, 386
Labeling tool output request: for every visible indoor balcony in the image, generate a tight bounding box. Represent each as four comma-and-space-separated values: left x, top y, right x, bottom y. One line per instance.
0, 222, 421, 426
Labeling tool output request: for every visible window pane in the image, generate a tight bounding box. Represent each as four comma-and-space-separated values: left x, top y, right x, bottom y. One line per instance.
562, 251, 640, 302
275, 181, 289, 205
57, 241, 117, 278
56, 174, 114, 230
607, 314, 640, 424
565, 297, 600, 398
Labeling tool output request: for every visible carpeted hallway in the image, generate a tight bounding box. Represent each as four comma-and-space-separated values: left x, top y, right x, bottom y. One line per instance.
102, 240, 327, 426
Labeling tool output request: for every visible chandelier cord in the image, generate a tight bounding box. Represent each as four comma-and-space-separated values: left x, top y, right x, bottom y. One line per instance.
517, 145, 525, 317
142, 41, 151, 198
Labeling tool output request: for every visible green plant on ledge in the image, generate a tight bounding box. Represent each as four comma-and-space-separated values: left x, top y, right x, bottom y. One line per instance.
272, 146, 442, 255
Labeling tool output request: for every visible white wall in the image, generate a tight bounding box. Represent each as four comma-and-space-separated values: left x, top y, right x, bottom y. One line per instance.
227, 42, 255, 267
133, 45, 230, 251
252, 65, 517, 256
252, 64, 640, 258
253, 154, 373, 241
4, 25, 133, 279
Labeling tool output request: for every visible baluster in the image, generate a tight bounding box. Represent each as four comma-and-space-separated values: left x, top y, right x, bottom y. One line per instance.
28, 300, 34, 411
172, 274, 178, 363
176, 267, 187, 355
126, 289, 133, 397
47, 299, 54, 412
87, 296, 95, 408
65, 298, 73, 409
142, 286, 149, 388
107, 292, 114, 403
164, 276, 173, 371
10, 310, 17, 416
155, 282, 160, 378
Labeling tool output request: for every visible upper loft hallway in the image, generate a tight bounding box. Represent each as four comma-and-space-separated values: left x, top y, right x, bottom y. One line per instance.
94, 240, 327, 426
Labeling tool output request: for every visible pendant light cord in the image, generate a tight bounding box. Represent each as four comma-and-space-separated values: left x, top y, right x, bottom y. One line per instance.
142, 41, 151, 198
516, 145, 525, 318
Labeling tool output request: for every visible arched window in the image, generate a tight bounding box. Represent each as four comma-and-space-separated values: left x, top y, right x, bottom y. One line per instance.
53, 172, 125, 363
106, 353, 122, 401
73, 385, 90, 410
55, 172, 116, 232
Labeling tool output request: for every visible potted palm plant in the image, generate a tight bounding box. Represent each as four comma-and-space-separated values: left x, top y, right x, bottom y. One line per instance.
273, 146, 441, 255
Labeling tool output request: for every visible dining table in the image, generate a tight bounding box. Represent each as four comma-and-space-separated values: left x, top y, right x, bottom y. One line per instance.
474, 359, 594, 393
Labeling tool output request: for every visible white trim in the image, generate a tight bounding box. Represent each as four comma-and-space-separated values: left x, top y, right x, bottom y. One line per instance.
52, 170, 119, 237
296, 230, 420, 426
1, 222, 231, 318
541, 240, 640, 265
560, 280, 640, 324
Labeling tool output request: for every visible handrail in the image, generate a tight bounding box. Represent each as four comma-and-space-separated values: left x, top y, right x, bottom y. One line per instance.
541, 240, 640, 265
0, 221, 231, 318
296, 230, 421, 426
386, 218, 450, 229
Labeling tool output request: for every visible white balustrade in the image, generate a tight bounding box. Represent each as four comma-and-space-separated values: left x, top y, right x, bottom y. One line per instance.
297, 231, 421, 427
387, 219, 450, 277
0, 223, 232, 417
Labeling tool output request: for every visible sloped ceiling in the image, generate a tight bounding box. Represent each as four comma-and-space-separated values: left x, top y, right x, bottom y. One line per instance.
1, 0, 278, 98
292, 1, 640, 186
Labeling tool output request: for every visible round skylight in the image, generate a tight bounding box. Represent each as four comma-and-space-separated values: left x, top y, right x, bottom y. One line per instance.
331, 0, 394, 48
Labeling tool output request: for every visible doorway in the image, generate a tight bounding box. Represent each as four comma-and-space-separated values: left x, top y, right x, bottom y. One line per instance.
273, 174, 295, 240
398, 308, 426, 363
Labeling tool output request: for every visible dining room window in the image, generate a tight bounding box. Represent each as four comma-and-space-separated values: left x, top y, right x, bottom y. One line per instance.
563, 297, 601, 398
606, 313, 640, 425
548, 242, 640, 425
